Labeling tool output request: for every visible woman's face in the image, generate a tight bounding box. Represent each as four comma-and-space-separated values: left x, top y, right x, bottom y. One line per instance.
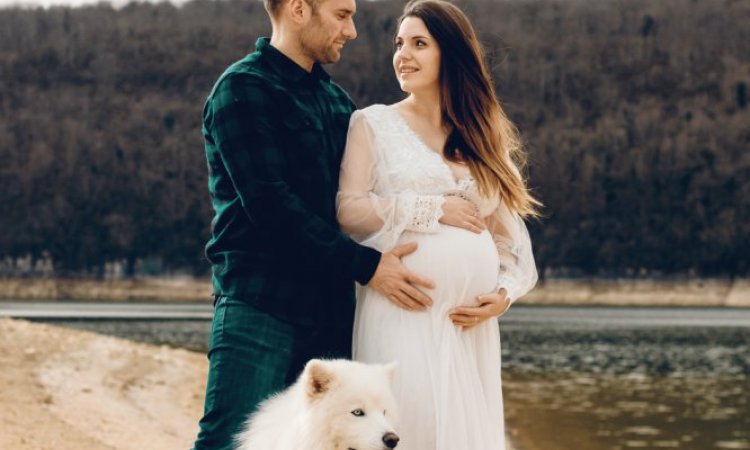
393, 16, 442, 94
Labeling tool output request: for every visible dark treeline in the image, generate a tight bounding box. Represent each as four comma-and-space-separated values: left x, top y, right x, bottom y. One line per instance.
0, 0, 747, 277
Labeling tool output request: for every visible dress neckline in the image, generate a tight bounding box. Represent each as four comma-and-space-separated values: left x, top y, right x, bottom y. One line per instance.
385, 105, 473, 186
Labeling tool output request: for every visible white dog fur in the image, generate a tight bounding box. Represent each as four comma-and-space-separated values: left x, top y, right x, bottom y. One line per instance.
235, 359, 400, 450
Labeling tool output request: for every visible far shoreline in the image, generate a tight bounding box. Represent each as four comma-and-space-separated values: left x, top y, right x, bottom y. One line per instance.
0, 277, 747, 308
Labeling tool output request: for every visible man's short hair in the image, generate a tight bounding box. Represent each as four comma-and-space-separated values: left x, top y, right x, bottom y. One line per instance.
264, 0, 321, 17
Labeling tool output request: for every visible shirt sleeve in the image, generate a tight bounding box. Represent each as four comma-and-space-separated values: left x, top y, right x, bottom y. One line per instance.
336, 110, 445, 251
485, 201, 538, 303
206, 73, 381, 284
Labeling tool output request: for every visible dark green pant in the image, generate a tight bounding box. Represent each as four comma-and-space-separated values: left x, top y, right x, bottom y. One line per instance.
191, 297, 352, 450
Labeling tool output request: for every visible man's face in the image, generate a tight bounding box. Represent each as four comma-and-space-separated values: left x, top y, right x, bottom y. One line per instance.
299, 0, 358, 64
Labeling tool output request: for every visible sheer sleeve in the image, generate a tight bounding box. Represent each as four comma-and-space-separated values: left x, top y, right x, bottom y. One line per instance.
337, 111, 445, 252
485, 200, 538, 303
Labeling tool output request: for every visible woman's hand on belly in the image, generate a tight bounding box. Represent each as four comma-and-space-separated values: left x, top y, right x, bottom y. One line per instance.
448, 288, 511, 330
439, 196, 486, 234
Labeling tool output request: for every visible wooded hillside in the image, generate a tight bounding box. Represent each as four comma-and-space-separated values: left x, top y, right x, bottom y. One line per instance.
0, 0, 747, 276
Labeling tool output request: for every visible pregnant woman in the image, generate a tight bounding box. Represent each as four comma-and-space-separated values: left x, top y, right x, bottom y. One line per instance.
336, 1, 539, 448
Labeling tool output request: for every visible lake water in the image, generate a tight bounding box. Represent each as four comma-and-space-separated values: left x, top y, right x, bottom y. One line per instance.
498, 322, 750, 450
34, 307, 750, 450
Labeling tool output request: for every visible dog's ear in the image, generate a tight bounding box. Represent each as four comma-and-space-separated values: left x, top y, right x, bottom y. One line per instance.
304, 359, 334, 398
383, 361, 398, 384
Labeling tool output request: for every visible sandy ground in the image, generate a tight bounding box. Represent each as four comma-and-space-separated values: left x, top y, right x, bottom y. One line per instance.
0, 318, 207, 450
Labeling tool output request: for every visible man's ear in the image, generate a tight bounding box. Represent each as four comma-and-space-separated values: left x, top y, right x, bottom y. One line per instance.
287, 0, 310, 24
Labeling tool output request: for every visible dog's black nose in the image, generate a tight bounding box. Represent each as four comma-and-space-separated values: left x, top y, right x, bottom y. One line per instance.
383, 432, 400, 448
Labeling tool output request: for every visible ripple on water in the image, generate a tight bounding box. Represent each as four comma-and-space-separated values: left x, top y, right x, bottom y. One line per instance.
716, 441, 750, 449
616, 401, 650, 411
625, 426, 661, 436
703, 407, 741, 420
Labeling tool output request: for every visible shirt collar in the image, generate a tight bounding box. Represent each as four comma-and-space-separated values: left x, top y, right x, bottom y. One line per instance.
256, 37, 331, 84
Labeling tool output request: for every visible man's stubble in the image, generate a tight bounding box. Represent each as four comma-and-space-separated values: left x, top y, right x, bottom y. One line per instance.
298, 13, 341, 65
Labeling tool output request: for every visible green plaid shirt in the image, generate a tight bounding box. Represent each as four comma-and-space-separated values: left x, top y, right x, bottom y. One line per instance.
202, 38, 381, 325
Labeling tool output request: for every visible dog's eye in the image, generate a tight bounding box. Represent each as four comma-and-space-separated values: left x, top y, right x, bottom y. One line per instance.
351, 409, 365, 417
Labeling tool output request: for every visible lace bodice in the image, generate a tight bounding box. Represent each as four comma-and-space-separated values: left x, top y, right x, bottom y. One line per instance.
362, 105, 500, 218
336, 104, 538, 302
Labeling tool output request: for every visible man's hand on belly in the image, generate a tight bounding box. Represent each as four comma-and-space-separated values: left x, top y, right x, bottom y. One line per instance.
369, 242, 435, 311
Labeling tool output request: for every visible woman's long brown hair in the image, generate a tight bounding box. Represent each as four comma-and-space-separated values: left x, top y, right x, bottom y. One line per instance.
400, 0, 541, 217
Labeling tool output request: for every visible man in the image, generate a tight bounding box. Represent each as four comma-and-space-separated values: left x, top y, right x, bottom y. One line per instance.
192, 0, 435, 448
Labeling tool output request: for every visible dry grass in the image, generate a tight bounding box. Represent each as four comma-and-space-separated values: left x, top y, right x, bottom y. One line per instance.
0, 277, 212, 302
524, 278, 750, 307
0, 277, 748, 307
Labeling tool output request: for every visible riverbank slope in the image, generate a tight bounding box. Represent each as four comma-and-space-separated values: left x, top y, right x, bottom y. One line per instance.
0, 318, 207, 450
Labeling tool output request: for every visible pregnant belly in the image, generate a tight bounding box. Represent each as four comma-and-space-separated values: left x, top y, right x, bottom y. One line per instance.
398, 225, 499, 307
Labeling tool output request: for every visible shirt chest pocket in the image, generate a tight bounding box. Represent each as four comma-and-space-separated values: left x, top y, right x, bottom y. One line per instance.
282, 113, 325, 160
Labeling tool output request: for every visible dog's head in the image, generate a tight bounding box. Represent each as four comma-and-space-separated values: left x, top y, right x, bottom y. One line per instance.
303, 359, 400, 450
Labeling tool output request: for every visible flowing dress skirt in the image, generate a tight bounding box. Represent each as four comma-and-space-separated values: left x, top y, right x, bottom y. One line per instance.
353, 225, 506, 450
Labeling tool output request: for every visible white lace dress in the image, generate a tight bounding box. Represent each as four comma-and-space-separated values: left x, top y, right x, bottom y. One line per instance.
336, 104, 538, 450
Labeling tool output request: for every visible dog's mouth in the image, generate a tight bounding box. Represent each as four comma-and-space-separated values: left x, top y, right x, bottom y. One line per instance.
347, 446, 395, 449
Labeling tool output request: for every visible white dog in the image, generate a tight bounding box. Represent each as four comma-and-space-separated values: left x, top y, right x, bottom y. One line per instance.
235, 359, 400, 450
